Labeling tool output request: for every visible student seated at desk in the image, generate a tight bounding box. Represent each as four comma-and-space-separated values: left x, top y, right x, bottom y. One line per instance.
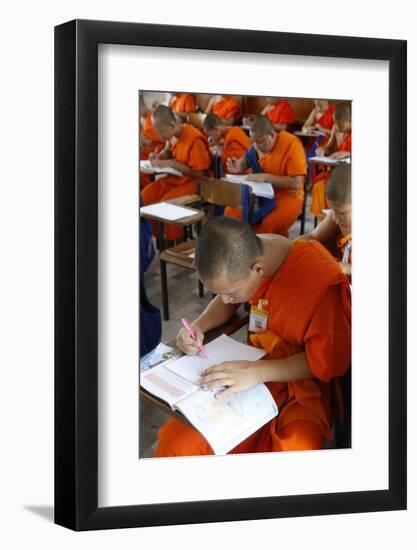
298, 165, 352, 280
261, 97, 295, 131
224, 115, 306, 237
141, 105, 211, 241
170, 93, 197, 120
155, 216, 351, 457
139, 95, 167, 189
310, 103, 352, 219
302, 99, 336, 141
204, 95, 241, 125
203, 114, 250, 176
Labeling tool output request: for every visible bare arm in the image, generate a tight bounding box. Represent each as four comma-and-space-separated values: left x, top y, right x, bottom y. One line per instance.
302, 108, 317, 131
193, 295, 240, 334
176, 295, 240, 355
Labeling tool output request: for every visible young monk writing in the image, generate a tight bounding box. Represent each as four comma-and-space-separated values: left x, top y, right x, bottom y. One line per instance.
139, 95, 166, 189
203, 114, 250, 175
224, 115, 307, 237
141, 105, 211, 240
205, 95, 241, 125
302, 99, 336, 139
311, 103, 352, 218
170, 93, 197, 119
261, 97, 295, 131
156, 216, 351, 456
299, 165, 351, 279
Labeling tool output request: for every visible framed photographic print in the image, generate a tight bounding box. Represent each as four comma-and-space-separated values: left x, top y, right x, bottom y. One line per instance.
55, 19, 406, 530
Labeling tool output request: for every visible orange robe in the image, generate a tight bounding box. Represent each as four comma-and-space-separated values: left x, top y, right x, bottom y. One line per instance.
171, 94, 197, 114
266, 100, 295, 126
212, 96, 240, 122
310, 131, 352, 218
221, 126, 251, 169
224, 131, 307, 237
156, 240, 351, 457
141, 124, 211, 240
140, 110, 166, 189
316, 103, 336, 131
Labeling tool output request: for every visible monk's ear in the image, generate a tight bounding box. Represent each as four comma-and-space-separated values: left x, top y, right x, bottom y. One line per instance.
251, 261, 265, 277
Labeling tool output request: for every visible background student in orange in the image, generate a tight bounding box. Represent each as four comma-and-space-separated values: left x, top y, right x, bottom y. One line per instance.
202, 114, 250, 175
225, 115, 307, 237
261, 97, 295, 131
156, 217, 351, 457
298, 164, 352, 279
205, 95, 241, 125
139, 95, 166, 189
170, 92, 197, 119
302, 99, 336, 140
141, 105, 211, 240
310, 103, 352, 218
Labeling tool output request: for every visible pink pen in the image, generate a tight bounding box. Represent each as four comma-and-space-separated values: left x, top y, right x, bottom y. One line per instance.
181, 318, 208, 359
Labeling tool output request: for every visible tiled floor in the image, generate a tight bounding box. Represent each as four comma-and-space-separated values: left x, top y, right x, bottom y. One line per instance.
139, 200, 316, 458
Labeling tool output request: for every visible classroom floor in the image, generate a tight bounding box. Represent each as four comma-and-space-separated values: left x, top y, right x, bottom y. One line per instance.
139, 199, 316, 458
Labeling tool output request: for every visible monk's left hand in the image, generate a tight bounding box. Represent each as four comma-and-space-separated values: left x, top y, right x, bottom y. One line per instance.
199, 361, 261, 399
151, 159, 174, 168
330, 151, 350, 160
247, 173, 267, 183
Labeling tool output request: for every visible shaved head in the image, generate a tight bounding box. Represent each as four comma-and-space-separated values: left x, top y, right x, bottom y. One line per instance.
334, 103, 351, 121
326, 164, 351, 204
250, 115, 275, 136
203, 113, 224, 132
195, 217, 264, 283
152, 104, 176, 126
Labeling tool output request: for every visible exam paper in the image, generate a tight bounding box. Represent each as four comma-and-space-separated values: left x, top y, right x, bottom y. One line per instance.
224, 174, 275, 199
166, 334, 266, 385
140, 202, 197, 221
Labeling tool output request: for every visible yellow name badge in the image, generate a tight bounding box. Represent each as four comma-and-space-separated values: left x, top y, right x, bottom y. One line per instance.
249, 299, 269, 333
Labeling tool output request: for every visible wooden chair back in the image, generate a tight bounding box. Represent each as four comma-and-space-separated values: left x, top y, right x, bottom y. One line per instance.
197, 176, 254, 213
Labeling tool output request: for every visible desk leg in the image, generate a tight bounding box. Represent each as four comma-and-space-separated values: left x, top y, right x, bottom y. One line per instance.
157, 221, 170, 321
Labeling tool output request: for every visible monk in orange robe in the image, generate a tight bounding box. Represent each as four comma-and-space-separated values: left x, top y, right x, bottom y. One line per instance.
139, 108, 167, 189
261, 97, 295, 131
310, 103, 352, 219
155, 217, 351, 457
141, 105, 211, 240
203, 114, 250, 172
170, 93, 197, 118
298, 165, 352, 279
302, 99, 336, 142
224, 115, 307, 237
205, 95, 240, 125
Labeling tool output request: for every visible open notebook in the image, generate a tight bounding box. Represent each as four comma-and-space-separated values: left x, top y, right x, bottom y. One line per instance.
140, 160, 183, 177
309, 156, 351, 165
224, 174, 275, 199
140, 334, 278, 455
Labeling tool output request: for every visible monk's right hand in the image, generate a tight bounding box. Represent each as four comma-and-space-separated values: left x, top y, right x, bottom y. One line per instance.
176, 327, 205, 355
226, 157, 240, 173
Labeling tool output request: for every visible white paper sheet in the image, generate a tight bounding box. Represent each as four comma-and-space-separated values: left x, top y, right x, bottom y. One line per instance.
309, 155, 351, 165
140, 160, 183, 177
166, 334, 266, 385
224, 174, 275, 199
140, 361, 198, 408
140, 202, 197, 221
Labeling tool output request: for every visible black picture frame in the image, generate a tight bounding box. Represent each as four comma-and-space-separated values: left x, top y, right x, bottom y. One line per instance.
55, 19, 407, 531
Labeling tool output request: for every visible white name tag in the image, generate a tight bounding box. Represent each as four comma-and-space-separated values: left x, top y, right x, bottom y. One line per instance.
249, 299, 269, 333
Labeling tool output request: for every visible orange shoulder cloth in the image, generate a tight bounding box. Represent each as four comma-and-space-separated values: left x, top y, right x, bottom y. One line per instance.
258, 240, 350, 346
